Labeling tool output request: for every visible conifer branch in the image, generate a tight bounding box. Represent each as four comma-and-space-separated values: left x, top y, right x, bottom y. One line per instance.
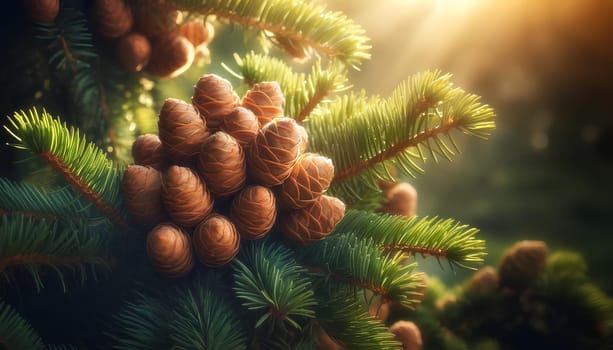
0, 300, 45, 350
172, 0, 371, 68
233, 240, 316, 331
4, 108, 126, 228
336, 211, 486, 270
300, 234, 424, 309
229, 52, 349, 122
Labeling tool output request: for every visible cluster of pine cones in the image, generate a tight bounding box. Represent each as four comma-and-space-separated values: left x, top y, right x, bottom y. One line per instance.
123, 74, 345, 277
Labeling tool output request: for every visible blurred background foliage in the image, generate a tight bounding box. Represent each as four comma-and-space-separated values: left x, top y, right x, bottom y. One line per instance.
1, 0, 611, 294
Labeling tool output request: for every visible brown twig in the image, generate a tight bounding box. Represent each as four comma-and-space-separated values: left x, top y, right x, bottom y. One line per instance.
295, 89, 327, 124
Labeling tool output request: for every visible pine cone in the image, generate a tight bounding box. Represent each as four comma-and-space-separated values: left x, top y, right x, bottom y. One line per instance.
158, 98, 207, 165
381, 182, 418, 218
132, 134, 167, 170
466, 266, 499, 295
197, 132, 246, 198
122, 165, 166, 226
192, 74, 239, 130
241, 81, 284, 126
248, 117, 304, 186
499, 240, 548, 290
179, 20, 210, 49
279, 195, 345, 245
146, 223, 194, 277
276, 153, 334, 209
23, 0, 59, 23
161, 165, 213, 227
93, 0, 133, 38
193, 214, 240, 267
134, 0, 178, 37
230, 186, 276, 240
116, 33, 151, 72
389, 321, 423, 350
220, 107, 259, 148
146, 33, 195, 78
297, 123, 309, 153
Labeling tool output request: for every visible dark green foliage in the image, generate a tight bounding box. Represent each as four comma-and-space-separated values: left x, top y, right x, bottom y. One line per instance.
0, 299, 45, 350
300, 233, 423, 309
233, 240, 316, 330
0, 215, 110, 291
336, 211, 486, 269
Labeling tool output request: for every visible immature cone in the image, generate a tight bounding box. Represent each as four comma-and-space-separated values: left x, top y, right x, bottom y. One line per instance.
499, 240, 548, 290
146, 33, 195, 78
381, 182, 418, 218
158, 98, 207, 164
466, 266, 499, 295
162, 165, 213, 227
192, 74, 239, 129
116, 33, 151, 72
193, 214, 240, 267
389, 321, 423, 350
248, 117, 304, 186
23, 0, 59, 23
134, 0, 178, 36
280, 195, 346, 245
230, 186, 276, 240
179, 20, 210, 49
122, 165, 166, 226
93, 0, 133, 38
276, 153, 334, 209
241, 81, 285, 126
197, 132, 246, 198
146, 223, 194, 277
131, 134, 167, 170
220, 107, 259, 148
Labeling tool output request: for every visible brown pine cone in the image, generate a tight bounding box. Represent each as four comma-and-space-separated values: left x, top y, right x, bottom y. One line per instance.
146, 223, 194, 277
297, 123, 309, 153
146, 33, 195, 78
122, 165, 166, 226
131, 134, 168, 170
230, 186, 276, 240
23, 0, 59, 23
466, 266, 499, 295
133, 0, 178, 37
220, 107, 260, 148
197, 132, 246, 198
276, 153, 334, 209
279, 195, 345, 245
389, 321, 423, 350
248, 117, 304, 186
499, 240, 548, 290
158, 98, 207, 165
192, 74, 239, 130
193, 214, 240, 267
93, 0, 133, 38
161, 165, 213, 227
381, 182, 418, 218
179, 20, 210, 49
116, 33, 151, 72
241, 82, 285, 126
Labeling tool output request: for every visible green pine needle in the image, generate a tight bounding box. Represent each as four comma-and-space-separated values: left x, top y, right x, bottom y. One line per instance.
0, 215, 110, 292
337, 211, 486, 270
4, 108, 126, 227
0, 300, 45, 350
228, 52, 350, 122
300, 234, 424, 309
233, 240, 317, 331
171, 0, 371, 68
306, 70, 496, 204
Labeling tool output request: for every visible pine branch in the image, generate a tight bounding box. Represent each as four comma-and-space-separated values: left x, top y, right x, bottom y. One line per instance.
300, 234, 424, 309
4, 108, 126, 228
0, 178, 112, 230
0, 215, 110, 292
0, 300, 45, 350
229, 52, 349, 122
305, 71, 496, 203
336, 211, 486, 270
171, 0, 371, 68
314, 286, 401, 350
232, 240, 316, 331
